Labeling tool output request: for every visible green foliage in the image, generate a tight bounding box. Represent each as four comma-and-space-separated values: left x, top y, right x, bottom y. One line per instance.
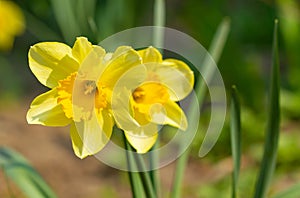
230, 86, 242, 198
0, 147, 57, 198
254, 20, 280, 198
171, 17, 230, 198
272, 182, 300, 198
276, 0, 300, 89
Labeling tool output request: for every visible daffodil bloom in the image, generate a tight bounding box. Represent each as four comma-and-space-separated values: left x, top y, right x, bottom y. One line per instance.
0, 0, 25, 51
113, 47, 194, 153
27, 37, 145, 158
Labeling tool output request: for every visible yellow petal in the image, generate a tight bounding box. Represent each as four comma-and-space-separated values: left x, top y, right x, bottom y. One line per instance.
125, 131, 158, 153
77, 46, 106, 82
151, 59, 194, 101
100, 46, 142, 88
112, 76, 152, 133
28, 42, 78, 88
138, 46, 162, 63
70, 109, 113, 159
72, 37, 96, 63
150, 100, 188, 130
26, 88, 71, 126
123, 104, 158, 154
112, 88, 141, 131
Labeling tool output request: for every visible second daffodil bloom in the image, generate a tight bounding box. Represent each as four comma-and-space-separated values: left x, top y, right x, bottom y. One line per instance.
113, 47, 194, 153
27, 37, 144, 158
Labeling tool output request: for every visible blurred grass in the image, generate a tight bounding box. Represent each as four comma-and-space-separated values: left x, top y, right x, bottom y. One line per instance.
0, 147, 57, 198
273, 182, 300, 198
230, 86, 241, 198
171, 17, 230, 198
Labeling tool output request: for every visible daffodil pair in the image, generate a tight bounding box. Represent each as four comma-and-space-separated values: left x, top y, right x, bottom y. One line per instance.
27, 37, 194, 158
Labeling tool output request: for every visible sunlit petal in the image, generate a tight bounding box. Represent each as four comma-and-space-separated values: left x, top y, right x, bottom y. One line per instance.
112, 88, 141, 131
28, 42, 78, 88
101, 46, 142, 88
111, 61, 150, 132
150, 100, 188, 130
149, 59, 194, 101
138, 46, 162, 63
125, 131, 158, 153
72, 37, 104, 64
26, 88, 71, 126
70, 109, 113, 159
77, 46, 106, 81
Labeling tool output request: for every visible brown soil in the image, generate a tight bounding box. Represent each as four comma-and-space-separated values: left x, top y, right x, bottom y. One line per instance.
0, 100, 298, 198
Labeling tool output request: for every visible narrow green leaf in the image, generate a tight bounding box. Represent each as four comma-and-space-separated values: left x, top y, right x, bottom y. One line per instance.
272, 183, 300, 198
96, 0, 120, 40
171, 18, 230, 198
197, 17, 230, 157
149, 0, 166, 196
50, 0, 81, 44
76, 0, 97, 40
23, 10, 62, 41
0, 147, 57, 198
1, 164, 15, 198
96, 0, 134, 41
76, 0, 90, 36
133, 152, 157, 198
122, 131, 157, 198
149, 141, 159, 197
123, 133, 145, 198
254, 19, 280, 198
197, 17, 231, 124
230, 85, 242, 198
153, 0, 166, 49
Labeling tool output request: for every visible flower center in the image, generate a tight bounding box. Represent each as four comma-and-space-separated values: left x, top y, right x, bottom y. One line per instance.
57, 72, 107, 121
132, 82, 169, 114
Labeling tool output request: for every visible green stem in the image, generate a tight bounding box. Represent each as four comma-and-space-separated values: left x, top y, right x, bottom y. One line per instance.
122, 132, 156, 198
230, 86, 242, 198
123, 133, 144, 198
149, 141, 159, 196
133, 151, 157, 198
149, 0, 165, 196
170, 148, 190, 198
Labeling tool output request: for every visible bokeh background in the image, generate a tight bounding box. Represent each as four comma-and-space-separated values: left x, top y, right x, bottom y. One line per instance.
1, 0, 300, 197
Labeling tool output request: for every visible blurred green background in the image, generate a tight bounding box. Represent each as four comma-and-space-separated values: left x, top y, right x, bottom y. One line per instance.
1, 0, 300, 197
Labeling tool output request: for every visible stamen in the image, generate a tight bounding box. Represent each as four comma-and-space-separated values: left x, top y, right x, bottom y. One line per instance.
84, 80, 97, 95
133, 87, 145, 102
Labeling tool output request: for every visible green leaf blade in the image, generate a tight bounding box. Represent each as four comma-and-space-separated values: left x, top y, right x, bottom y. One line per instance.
254, 19, 281, 198
50, 0, 81, 44
0, 147, 57, 198
230, 85, 242, 198
123, 134, 145, 198
170, 18, 231, 198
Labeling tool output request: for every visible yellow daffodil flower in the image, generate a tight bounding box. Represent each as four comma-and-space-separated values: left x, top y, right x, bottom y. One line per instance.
113, 46, 194, 153
0, 0, 25, 51
27, 37, 145, 158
